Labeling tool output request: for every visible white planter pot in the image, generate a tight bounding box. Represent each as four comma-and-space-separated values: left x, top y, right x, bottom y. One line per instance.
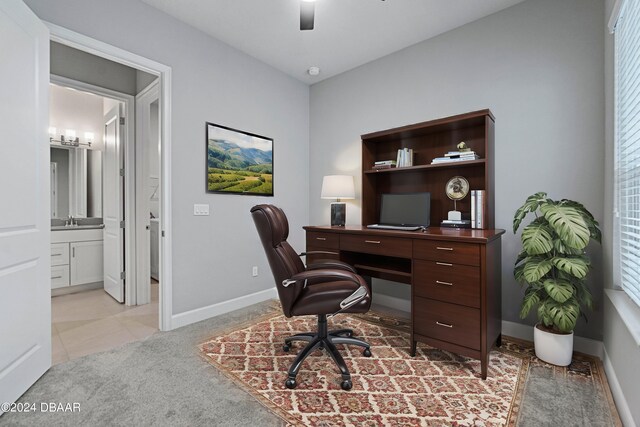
533, 324, 574, 366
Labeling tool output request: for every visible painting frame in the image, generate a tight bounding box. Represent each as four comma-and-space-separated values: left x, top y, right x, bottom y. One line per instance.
205, 122, 274, 196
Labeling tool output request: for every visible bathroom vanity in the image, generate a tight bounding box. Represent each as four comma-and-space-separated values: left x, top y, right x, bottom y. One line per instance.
51, 227, 104, 290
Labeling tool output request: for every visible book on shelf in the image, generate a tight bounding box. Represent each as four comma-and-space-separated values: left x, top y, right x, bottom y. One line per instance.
373, 160, 397, 170
431, 154, 479, 164
396, 148, 414, 167
372, 164, 396, 170
445, 150, 477, 158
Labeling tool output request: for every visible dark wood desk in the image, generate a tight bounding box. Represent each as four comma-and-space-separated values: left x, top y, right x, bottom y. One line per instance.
304, 225, 504, 379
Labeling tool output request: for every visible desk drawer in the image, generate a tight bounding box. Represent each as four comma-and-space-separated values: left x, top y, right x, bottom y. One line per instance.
51, 243, 69, 266
413, 240, 479, 266
413, 297, 480, 350
413, 260, 480, 308
307, 232, 339, 250
340, 234, 412, 258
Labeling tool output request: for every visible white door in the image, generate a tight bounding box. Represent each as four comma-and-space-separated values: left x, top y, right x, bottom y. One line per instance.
135, 83, 160, 305
103, 106, 125, 302
0, 0, 51, 408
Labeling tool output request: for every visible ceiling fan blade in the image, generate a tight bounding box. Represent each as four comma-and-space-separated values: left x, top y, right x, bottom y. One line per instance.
300, 1, 315, 31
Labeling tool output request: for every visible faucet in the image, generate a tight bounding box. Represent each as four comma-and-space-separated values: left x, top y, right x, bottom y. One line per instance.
66, 215, 76, 227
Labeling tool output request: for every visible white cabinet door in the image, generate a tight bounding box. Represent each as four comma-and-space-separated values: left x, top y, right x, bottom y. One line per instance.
70, 241, 104, 286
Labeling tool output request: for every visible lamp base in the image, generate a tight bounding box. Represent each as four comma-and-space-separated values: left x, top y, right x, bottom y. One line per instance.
330, 203, 346, 227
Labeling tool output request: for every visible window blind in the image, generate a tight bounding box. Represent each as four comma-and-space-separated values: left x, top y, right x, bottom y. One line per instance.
615, 0, 640, 306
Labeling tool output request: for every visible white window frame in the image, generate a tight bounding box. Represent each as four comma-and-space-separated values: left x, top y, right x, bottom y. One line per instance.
613, 0, 640, 307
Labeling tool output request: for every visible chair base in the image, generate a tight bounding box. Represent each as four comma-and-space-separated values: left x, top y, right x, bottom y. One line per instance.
283, 314, 371, 390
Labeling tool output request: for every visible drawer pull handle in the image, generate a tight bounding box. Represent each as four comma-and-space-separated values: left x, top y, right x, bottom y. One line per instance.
436, 262, 452, 267
51, 275, 62, 280
51, 254, 62, 257
315, 237, 327, 241
436, 280, 453, 286
365, 240, 381, 244
436, 247, 453, 251
436, 321, 453, 328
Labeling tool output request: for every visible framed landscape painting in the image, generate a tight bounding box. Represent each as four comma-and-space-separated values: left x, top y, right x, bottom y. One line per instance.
206, 122, 273, 196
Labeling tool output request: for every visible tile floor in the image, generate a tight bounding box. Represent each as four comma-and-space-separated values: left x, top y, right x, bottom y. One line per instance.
51, 280, 159, 365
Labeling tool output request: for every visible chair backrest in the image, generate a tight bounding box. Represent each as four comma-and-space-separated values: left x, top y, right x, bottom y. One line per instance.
250, 204, 306, 317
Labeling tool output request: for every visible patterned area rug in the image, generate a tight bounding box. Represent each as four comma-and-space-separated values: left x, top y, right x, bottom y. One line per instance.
200, 308, 533, 426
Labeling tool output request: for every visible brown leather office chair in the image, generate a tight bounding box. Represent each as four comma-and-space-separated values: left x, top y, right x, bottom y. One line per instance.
250, 204, 372, 390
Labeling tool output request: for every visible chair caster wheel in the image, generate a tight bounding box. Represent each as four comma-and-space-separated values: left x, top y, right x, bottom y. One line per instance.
283, 344, 290, 352
285, 378, 297, 389
340, 380, 352, 391
363, 348, 372, 357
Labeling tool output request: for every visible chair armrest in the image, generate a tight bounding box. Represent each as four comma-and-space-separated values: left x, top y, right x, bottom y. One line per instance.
306, 260, 357, 273
299, 250, 338, 257
285, 269, 364, 287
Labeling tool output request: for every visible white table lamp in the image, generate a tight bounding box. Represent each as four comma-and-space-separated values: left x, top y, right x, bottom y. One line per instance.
321, 175, 355, 226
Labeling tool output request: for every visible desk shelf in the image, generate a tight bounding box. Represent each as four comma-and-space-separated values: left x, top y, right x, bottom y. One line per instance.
341, 250, 412, 285
364, 159, 485, 174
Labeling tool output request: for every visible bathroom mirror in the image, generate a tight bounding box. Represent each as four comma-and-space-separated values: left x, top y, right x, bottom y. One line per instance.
50, 146, 102, 219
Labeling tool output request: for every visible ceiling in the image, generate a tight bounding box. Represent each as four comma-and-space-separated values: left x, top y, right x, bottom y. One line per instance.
140, 0, 526, 84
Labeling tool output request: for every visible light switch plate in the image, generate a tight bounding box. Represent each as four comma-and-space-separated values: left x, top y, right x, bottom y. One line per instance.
193, 204, 210, 216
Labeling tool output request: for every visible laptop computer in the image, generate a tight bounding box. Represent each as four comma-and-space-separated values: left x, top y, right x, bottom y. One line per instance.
367, 192, 430, 231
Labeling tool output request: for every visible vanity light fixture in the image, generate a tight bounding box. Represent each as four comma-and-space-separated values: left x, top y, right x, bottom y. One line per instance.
49, 127, 92, 147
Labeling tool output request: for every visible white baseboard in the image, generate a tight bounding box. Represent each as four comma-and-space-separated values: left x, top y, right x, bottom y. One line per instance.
603, 347, 637, 427
171, 287, 278, 330
501, 320, 604, 359
372, 293, 411, 313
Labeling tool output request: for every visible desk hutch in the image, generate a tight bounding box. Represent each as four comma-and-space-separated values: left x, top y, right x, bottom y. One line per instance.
305, 110, 504, 379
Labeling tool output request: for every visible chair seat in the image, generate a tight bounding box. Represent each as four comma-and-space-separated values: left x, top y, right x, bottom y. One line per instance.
290, 280, 370, 316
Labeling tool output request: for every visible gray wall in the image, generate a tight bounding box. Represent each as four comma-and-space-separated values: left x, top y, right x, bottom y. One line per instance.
27, 0, 310, 315
309, 0, 605, 340
52, 41, 157, 95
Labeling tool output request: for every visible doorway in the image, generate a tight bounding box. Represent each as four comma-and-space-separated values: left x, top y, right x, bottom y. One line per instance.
48, 22, 173, 334
48, 75, 161, 364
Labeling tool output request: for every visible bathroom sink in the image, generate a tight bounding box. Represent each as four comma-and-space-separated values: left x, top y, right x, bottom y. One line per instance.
51, 224, 105, 231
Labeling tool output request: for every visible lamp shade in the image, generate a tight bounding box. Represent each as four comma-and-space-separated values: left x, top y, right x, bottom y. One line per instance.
321, 175, 355, 199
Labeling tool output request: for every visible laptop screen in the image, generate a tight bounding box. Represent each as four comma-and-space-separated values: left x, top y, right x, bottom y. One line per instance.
379, 192, 431, 227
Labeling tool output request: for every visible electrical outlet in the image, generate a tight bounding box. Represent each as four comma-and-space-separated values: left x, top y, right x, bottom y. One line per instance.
252, 266, 258, 277
193, 204, 210, 216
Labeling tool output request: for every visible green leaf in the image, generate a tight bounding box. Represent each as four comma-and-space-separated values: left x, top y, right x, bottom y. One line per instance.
537, 302, 553, 328
574, 282, 593, 311
553, 238, 584, 255
520, 287, 541, 318
514, 264, 526, 283
547, 298, 580, 332
561, 200, 602, 243
540, 203, 590, 249
515, 250, 528, 266
521, 222, 554, 255
523, 258, 553, 282
543, 278, 574, 303
552, 256, 589, 279
513, 192, 547, 233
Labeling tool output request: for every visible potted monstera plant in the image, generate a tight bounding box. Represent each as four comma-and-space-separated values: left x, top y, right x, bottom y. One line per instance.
513, 192, 601, 366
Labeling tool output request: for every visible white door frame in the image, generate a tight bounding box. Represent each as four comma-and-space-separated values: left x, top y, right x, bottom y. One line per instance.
51, 74, 135, 306
47, 23, 174, 331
